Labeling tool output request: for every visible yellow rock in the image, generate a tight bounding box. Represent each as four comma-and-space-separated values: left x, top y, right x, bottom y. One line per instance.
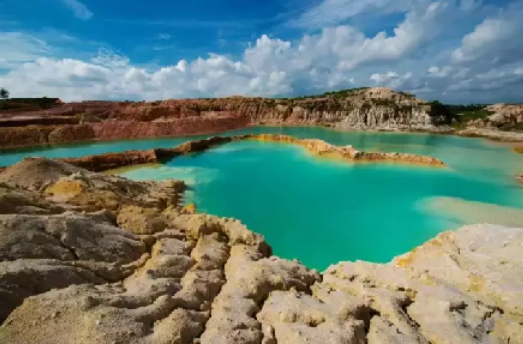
182, 203, 198, 214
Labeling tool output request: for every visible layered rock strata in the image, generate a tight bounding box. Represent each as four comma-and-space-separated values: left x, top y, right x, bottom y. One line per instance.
0, 116, 249, 149
0, 158, 522, 344
0, 88, 443, 149
3, 88, 523, 150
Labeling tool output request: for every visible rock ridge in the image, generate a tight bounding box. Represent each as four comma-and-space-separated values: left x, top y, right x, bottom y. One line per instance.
0, 116, 249, 149
0, 88, 443, 149
249, 134, 446, 167
0, 158, 521, 343
32, 134, 446, 173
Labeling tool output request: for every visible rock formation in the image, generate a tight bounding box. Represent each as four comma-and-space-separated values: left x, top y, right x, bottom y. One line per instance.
40, 134, 446, 173
0, 158, 521, 344
0, 116, 249, 149
2, 88, 523, 149
249, 134, 446, 166
0, 88, 446, 149
467, 104, 523, 130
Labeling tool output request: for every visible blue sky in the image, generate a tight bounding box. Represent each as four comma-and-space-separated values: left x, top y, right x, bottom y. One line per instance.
0, 0, 522, 103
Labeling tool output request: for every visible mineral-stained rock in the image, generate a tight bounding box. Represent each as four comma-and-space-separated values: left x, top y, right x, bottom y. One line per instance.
117, 205, 168, 235
0, 88, 447, 149
0, 157, 86, 191
37, 134, 446, 175
0, 158, 522, 344
0, 115, 250, 149
57, 150, 159, 172
249, 134, 447, 167
38, 164, 184, 212
0, 184, 64, 214
48, 124, 96, 144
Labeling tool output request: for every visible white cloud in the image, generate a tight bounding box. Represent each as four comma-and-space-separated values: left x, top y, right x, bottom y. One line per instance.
1, 0, 452, 101
61, 0, 93, 20
452, 1, 523, 64
0, 32, 50, 69
0, 1, 522, 104
428, 66, 453, 77
158, 33, 171, 40
291, 0, 480, 29
291, 0, 414, 29
370, 71, 413, 88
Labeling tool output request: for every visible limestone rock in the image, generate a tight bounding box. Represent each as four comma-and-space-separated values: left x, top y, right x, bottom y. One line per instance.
0, 157, 86, 191
0, 158, 522, 344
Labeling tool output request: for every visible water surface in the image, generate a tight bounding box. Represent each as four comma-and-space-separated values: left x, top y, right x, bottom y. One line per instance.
1, 127, 522, 270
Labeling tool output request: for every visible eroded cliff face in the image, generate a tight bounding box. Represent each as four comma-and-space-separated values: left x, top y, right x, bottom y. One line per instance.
0, 88, 442, 149
0, 158, 522, 344
0, 116, 249, 149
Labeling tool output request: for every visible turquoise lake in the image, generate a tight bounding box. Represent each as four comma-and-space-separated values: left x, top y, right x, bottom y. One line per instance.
1, 127, 522, 270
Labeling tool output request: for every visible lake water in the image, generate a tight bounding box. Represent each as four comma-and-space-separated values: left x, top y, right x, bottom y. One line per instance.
1, 127, 522, 270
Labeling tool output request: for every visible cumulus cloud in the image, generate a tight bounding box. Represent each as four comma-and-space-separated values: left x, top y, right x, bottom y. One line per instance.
428, 66, 453, 78
0, 0, 522, 103
370, 71, 414, 89
0, 0, 454, 101
61, 0, 93, 20
452, 1, 523, 65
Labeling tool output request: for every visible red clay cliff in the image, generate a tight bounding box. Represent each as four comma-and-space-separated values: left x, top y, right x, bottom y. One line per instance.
0, 88, 443, 149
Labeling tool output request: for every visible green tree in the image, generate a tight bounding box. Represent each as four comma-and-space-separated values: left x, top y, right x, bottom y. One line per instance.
0, 88, 9, 99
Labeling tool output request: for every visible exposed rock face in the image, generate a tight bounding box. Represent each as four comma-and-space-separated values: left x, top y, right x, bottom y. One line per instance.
456, 127, 523, 142
37, 134, 446, 173
89, 117, 249, 141
0, 158, 522, 344
53, 136, 250, 172
250, 134, 446, 166
0, 88, 444, 149
0, 116, 249, 149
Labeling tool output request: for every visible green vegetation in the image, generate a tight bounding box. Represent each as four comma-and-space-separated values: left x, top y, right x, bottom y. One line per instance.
321, 87, 370, 98
370, 98, 396, 106
428, 101, 493, 127
428, 101, 455, 124
0, 97, 62, 111
291, 87, 371, 100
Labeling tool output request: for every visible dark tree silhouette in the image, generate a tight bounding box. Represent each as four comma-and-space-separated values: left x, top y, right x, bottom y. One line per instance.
0, 88, 9, 99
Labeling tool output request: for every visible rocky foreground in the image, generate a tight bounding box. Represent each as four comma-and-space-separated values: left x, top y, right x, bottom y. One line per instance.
0, 158, 522, 344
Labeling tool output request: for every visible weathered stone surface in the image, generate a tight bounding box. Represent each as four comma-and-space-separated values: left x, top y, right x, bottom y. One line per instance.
32, 134, 445, 175
0, 88, 443, 149
0, 158, 522, 344
250, 134, 447, 167
467, 104, 523, 130
0, 157, 86, 190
